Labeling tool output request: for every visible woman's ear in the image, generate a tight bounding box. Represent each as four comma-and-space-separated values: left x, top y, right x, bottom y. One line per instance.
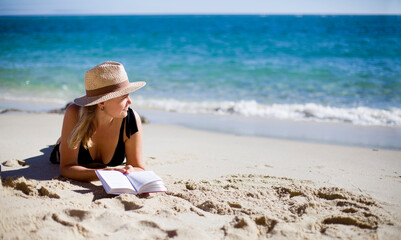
98, 102, 105, 111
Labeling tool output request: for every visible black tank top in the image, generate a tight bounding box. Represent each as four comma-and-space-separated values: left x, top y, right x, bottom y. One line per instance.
77, 108, 138, 167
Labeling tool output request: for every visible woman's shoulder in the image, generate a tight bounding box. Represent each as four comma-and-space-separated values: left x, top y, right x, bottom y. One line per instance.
66, 103, 80, 111
127, 108, 142, 127
125, 107, 142, 139
128, 107, 141, 121
64, 103, 81, 122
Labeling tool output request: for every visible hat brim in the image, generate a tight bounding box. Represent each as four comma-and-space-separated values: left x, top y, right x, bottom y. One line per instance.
74, 81, 146, 106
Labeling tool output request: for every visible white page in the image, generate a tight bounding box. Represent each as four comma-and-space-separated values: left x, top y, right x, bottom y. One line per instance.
140, 181, 168, 193
126, 171, 162, 192
96, 170, 134, 192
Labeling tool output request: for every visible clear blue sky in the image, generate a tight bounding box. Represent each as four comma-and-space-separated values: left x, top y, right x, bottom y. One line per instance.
0, 0, 400, 15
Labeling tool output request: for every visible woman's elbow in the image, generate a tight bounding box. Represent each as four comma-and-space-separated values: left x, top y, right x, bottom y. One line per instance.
59, 164, 70, 178
59, 164, 78, 179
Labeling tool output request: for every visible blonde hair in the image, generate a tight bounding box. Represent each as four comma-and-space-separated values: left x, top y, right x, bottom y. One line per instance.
68, 105, 98, 149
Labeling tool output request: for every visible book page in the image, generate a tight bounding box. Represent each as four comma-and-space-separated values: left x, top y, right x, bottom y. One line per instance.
96, 170, 135, 193
140, 181, 168, 194
126, 171, 162, 192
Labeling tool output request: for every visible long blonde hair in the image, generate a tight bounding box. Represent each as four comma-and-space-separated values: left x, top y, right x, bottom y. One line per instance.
68, 105, 98, 149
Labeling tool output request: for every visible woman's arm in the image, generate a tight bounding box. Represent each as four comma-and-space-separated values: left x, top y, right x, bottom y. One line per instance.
124, 109, 146, 173
59, 104, 99, 181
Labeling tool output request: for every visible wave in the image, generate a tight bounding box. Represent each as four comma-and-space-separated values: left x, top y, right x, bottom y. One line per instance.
1, 93, 400, 127
133, 97, 401, 127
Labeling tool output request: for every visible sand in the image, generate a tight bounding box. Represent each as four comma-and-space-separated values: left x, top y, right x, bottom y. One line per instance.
1, 112, 401, 239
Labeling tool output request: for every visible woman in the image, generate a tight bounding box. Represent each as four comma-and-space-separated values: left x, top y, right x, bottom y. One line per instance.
50, 61, 146, 181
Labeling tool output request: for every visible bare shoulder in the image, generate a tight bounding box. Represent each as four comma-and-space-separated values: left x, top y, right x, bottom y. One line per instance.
64, 103, 80, 120
65, 103, 80, 114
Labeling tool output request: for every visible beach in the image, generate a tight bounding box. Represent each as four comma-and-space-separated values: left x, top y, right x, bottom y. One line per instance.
1, 14, 401, 239
1, 111, 401, 239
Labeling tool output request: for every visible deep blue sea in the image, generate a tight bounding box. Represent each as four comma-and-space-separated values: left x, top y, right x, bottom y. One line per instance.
1, 15, 401, 126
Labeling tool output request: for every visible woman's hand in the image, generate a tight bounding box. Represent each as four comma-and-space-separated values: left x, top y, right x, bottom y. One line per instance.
108, 165, 144, 175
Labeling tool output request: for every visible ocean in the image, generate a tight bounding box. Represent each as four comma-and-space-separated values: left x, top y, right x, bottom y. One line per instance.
1, 15, 401, 148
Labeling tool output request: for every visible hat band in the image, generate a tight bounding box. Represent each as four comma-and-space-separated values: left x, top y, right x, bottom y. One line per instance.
86, 80, 130, 97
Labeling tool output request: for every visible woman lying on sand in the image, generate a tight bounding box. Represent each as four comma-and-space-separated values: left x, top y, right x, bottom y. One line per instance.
50, 61, 146, 181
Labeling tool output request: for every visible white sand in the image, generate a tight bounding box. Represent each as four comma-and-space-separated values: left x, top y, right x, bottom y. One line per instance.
1, 113, 401, 239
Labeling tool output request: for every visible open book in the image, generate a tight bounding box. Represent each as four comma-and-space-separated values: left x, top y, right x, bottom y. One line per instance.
96, 170, 167, 195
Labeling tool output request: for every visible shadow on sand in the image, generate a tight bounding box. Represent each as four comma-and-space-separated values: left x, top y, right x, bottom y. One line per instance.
1, 145, 60, 180
1, 145, 120, 201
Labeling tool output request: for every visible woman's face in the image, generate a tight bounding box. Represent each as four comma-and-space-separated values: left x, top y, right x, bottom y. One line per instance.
103, 94, 132, 118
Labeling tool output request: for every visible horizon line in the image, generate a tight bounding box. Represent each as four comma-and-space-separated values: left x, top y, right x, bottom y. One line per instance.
1, 12, 401, 17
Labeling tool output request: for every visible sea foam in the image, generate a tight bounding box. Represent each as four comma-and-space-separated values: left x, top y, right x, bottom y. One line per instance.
133, 97, 401, 127
1, 93, 400, 127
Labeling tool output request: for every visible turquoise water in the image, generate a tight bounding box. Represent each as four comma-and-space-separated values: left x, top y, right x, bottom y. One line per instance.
1, 15, 401, 126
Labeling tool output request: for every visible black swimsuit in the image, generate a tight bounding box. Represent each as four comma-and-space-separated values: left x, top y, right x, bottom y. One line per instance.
50, 108, 138, 166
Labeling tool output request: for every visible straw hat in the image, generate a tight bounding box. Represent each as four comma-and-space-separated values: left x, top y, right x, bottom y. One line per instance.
74, 61, 146, 106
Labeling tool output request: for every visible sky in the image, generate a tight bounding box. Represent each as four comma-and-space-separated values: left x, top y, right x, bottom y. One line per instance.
0, 0, 400, 15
